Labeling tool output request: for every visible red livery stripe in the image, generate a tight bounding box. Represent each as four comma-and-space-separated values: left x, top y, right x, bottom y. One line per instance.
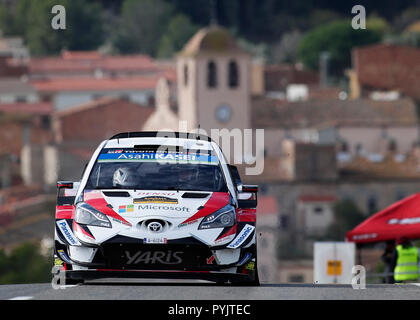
237, 208, 256, 222
56, 205, 74, 219
216, 224, 237, 241
73, 221, 95, 239
181, 192, 230, 225
85, 193, 132, 227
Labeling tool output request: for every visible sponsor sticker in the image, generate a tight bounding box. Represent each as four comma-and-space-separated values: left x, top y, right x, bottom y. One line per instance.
178, 219, 199, 228
56, 220, 81, 246
138, 204, 189, 212
388, 217, 420, 225
352, 233, 377, 240
137, 191, 177, 197
245, 261, 255, 271
119, 205, 134, 213
97, 152, 218, 164
227, 224, 255, 249
54, 258, 63, 266
143, 237, 167, 244
134, 196, 178, 204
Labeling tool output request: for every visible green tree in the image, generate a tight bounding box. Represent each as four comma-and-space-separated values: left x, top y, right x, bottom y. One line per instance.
157, 14, 199, 58
0, 0, 105, 55
297, 19, 383, 76
325, 199, 366, 241
0, 242, 53, 284
113, 0, 173, 55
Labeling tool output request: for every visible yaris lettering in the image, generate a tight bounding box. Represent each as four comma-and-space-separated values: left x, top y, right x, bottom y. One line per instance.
125, 250, 183, 265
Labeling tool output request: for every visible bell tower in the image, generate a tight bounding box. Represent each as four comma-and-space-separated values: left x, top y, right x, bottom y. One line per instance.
176, 26, 251, 133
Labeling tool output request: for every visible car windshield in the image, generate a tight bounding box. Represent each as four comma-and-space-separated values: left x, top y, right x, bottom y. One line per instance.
85, 148, 228, 192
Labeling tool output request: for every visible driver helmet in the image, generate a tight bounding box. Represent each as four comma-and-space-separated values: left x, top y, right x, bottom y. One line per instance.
113, 166, 139, 188
179, 166, 198, 182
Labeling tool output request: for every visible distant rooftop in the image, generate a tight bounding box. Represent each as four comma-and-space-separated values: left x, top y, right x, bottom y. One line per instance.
0, 78, 36, 95
29, 50, 173, 79
353, 44, 420, 100
251, 96, 418, 129
31, 76, 159, 93
0, 102, 52, 115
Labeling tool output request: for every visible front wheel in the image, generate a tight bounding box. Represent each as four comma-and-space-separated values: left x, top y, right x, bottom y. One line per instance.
233, 261, 260, 286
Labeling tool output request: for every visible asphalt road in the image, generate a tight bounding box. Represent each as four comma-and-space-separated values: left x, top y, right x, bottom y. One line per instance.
1, 280, 420, 300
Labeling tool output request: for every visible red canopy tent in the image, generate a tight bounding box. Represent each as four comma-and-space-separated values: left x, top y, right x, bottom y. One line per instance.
346, 192, 420, 244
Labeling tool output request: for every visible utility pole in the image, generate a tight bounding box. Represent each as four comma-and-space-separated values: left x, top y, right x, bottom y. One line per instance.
209, 0, 218, 26
319, 51, 330, 88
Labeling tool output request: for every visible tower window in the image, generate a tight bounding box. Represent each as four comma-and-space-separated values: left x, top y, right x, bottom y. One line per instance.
183, 64, 188, 87
207, 60, 217, 88
228, 60, 239, 88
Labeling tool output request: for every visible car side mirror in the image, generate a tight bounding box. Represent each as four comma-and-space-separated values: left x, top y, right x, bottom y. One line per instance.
237, 184, 258, 209
57, 181, 74, 189
56, 181, 77, 205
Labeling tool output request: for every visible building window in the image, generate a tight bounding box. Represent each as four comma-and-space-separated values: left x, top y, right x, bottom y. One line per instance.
367, 195, 378, 215
388, 139, 397, 152
92, 93, 104, 100
313, 206, 324, 215
228, 60, 239, 88
183, 64, 188, 87
279, 215, 289, 230
340, 141, 348, 152
355, 143, 363, 156
15, 96, 27, 103
41, 115, 50, 129
207, 60, 217, 88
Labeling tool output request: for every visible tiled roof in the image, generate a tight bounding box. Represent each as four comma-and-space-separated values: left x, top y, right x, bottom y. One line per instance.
353, 44, 420, 100
339, 152, 420, 181
0, 102, 52, 115
55, 97, 155, 142
251, 96, 418, 129
0, 78, 36, 94
237, 157, 292, 184
55, 96, 150, 117
298, 195, 336, 202
30, 51, 158, 74
32, 76, 159, 92
264, 64, 319, 91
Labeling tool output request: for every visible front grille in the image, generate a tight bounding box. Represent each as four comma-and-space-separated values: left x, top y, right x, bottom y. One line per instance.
101, 244, 214, 270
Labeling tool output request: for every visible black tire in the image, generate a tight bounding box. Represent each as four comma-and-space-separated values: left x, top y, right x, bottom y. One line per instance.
231, 245, 260, 286
231, 266, 260, 286
64, 277, 84, 286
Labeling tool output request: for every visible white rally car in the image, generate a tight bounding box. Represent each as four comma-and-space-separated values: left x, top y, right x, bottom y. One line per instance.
54, 132, 259, 285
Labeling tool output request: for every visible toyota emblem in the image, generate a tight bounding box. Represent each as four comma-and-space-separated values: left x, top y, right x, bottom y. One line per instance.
148, 221, 163, 233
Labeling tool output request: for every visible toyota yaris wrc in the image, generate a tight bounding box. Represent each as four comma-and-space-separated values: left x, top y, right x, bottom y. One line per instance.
53, 132, 259, 285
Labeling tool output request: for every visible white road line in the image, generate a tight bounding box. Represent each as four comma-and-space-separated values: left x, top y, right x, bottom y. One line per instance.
409, 283, 420, 287
8, 296, 33, 300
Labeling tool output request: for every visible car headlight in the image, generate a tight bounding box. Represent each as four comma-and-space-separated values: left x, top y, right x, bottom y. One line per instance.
198, 205, 236, 230
75, 203, 111, 228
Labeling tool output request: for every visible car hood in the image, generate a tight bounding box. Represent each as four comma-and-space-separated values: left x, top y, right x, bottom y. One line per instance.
83, 189, 231, 223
